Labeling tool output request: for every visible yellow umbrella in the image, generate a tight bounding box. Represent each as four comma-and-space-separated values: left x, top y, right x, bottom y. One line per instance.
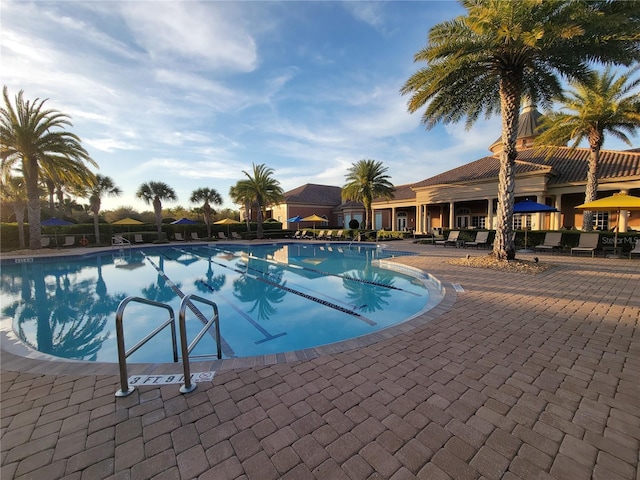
576, 193, 640, 252
113, 217, 144, 225
301, 214, 326, 237
214, 218, 242, 237
112, 217, 144, 238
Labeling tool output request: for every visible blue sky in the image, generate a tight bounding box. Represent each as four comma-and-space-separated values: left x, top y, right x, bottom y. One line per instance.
2, 1, 635, 213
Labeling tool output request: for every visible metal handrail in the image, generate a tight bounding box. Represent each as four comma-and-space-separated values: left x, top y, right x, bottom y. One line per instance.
178, 294, 221, 394
115, 296, 178, 397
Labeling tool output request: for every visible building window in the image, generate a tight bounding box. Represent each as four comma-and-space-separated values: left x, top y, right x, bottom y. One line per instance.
513, 216, 531, 230
471, 216, 486, 229
593, 211, 609, 231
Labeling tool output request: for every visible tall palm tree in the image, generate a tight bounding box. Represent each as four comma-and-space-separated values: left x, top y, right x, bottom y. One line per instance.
239, 163, 284, 239
229, 182, 253, 232
535, 66, 640, 231
88, 174, 122, 244
400, 0, 640, 260
190, 187, 223, 238
342, 159, 394, 230
0, 175, 29, 248
136, 181, 177, 236
1, 86, 96, 249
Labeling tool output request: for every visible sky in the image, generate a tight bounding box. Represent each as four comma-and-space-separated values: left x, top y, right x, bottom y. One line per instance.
2, 0, 637, 213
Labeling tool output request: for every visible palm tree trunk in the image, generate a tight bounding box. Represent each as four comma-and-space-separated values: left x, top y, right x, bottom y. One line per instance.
14, 205, 26, 249
493, 77, 522, 260
204, 203, 212, 238
256, 203, 264, 239
582, 146, 600, 231
25, 157, 42, 249
364, 199, 372, 230
154, 197, 163, 235
92, 199, 101, 244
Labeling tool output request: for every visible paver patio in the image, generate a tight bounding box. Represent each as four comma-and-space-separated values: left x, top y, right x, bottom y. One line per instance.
1, 243, 638, 480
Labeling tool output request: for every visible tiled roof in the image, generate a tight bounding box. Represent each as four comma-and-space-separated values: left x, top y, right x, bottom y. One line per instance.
284, 183, 343, 205
412, 147, 640, 188
373, 183, 415, 202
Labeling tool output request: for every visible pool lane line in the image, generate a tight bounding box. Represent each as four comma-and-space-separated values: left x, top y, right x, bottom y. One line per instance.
196, 280, 287, 345
189, 248, 377, 326
142, 253, 236, 358
242, 252, 421, 297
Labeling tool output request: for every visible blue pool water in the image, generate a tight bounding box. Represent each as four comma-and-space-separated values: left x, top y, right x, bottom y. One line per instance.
0, 243, 442, 363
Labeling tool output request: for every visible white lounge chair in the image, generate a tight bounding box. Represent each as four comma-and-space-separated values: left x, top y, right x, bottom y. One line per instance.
218, 232, 228, 240
231, 232, 242, 240
191, 232, 201, 241
41, 237, 51, 248
464, 231, 490, 249
134, 234, 144, 243
534, 232, 563, 254
174, 232, 185, 241
63, 236, 76, 247
331, 230, 343, 240
435, 230, 460, 247
629, 241, 640, 259
571, 233, 599, 257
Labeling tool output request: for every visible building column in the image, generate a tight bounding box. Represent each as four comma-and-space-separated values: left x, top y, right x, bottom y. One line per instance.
391, 207, 396, 231
486, 198, 493, 230
553, 196, 562, 230
535, 195, 545, 231
449, 202, 455, 229
619, 189, 629, 232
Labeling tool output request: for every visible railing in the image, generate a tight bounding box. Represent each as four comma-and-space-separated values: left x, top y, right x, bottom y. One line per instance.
114, 297, 178, 397
178, 294, 221, 393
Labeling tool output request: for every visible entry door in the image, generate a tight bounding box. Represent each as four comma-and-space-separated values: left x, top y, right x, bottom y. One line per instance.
397, 216, 407, 231
456, 215, 470, 229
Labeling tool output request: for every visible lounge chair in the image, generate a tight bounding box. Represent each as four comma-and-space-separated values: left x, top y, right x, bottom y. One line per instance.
191, 232, 201, 241
41, 237, 51, 248
435, 230, 460, 247
534, 232, 563, 254
331, 230, 343, 240
322, 230, 333, 240
218, 232, 228, 240
316, 230, 325, 240
231, 232, 242, 240
134, 234, 144, 243
175, 232, 186, 241
63, 236, 76, 247
571, 233, 599, 257
464, 231, 490, 249
629, 241, 640, 259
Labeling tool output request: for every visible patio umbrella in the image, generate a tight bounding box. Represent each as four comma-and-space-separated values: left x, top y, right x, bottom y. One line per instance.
41, 217, 74, 246
576, 193, 640, 254
113, 217, 144, 239
287, 215, 303, 230
171, 217, 198, 238
41, 217, 74, 226
214, 218, 242, 237
301, 214, 326, 238
513, 201, 558, 252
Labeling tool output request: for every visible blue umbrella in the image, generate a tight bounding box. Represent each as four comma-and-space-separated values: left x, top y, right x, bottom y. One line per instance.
41, 217, 74, 246
514, 201, 557, 251
171, 217, 198, 225
41, 217, 74, 226
287, 215, 303, 230
171, 217, 198, 239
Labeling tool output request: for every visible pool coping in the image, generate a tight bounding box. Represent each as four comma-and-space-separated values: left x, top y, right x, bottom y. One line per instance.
0, 241, 456, 376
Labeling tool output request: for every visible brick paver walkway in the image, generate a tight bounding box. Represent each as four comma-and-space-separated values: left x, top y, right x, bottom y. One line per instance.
1, 244, 639, 480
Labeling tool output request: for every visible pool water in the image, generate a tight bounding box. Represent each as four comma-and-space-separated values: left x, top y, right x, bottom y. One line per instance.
0, 243, 441, 363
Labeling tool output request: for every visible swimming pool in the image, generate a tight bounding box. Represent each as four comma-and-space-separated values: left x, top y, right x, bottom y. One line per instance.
0, 243, 443, 363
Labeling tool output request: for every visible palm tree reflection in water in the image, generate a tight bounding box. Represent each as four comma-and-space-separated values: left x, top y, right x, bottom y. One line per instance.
233, 259, 287, 321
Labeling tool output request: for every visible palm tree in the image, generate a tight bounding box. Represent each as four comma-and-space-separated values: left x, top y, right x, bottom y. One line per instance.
88, 175, 122, 244
190, 187, 222, 238
0, 175, 29, 248
238, 164, 284, 239
1, 86, 96, 249
342, 159, 394, 230
136, 181, 177, 236
229, 182, 253, 232
535, 67, 640, 231
400, 0, 640, 260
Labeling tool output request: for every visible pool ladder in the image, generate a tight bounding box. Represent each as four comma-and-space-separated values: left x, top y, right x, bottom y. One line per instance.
114, 294, 220, 397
